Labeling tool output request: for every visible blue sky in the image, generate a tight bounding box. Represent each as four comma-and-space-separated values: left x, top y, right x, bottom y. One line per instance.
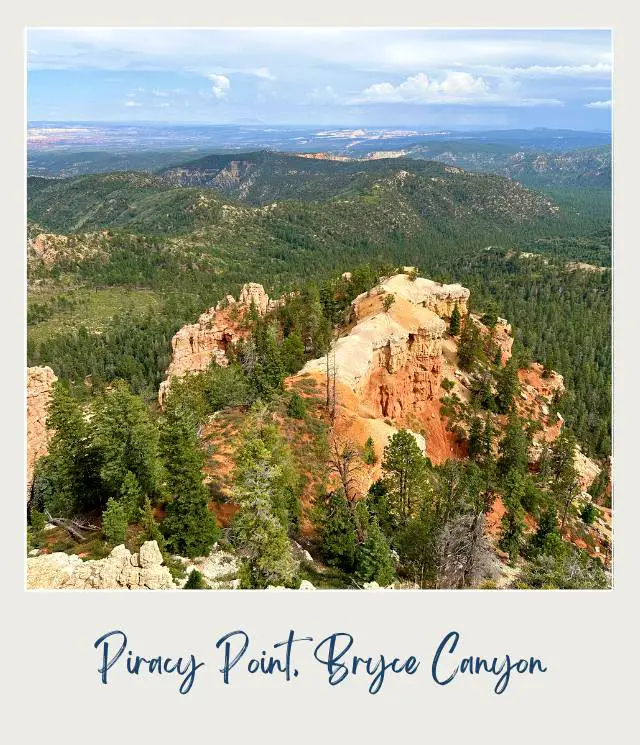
27, 28, 612, 130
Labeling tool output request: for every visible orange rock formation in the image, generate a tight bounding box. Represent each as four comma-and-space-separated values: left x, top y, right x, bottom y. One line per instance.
158, 282, 278, 407
27, 365, 57, 497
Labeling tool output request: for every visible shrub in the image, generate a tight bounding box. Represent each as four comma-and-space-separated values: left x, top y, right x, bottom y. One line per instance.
30, 509, 47, 533
440, 378, 455, 392
287, 391, 306, 419
183, 569, 207, 589
581, 502, 599, 525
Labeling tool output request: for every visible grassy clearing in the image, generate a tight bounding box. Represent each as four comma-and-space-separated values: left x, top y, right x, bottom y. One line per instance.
27, 286, 162, 345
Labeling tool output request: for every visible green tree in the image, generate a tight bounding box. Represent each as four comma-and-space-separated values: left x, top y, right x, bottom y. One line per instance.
287, 391, 306, 419
495, 359, 520, 414
140, 495, 165, 550
498, 415, 530, 476
160, 403, 220, 558
183, 569, 207, 589
313, 489, 357, 572
382, 430, 427, 520
231, 439, 298, 588
449, 303, 461, 336
481, 300, 499, 329
396, 493, 439, 588
280, 331, 306, 375
102, 497, 128, 545
468, 416, 484, 460
204, 363, 250, 411
92, 380, 162, 499
120, 471, 144, 522
529, 506, 563, 557
32, 382, 101, 516
234, 408, 302, 533
355, 519, 396, 586
382, 293, 395, 313
362, 436, 376, 465
581, 502, 599, 525
457, 317, 482, 372
499, 502, 525, 562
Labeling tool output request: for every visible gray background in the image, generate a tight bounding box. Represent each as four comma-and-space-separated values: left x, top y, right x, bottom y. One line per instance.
4, 3, 636, 742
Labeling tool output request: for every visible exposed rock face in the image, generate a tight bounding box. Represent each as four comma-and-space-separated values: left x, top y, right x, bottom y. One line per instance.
355, 273, 470, 320
158, 282, 275, 407
238, 282, 271, 315
294, 274, 470, 491
574, 447, 602, 492
27, 541, 175, 590
28, 233, 68, 267
27, 366, 57, 496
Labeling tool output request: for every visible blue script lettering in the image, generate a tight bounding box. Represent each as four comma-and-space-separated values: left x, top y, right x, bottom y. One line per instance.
314, 632, 420, 694
432, 631, 548, 694
216, 629, 313, 683
93, 630, 204, 694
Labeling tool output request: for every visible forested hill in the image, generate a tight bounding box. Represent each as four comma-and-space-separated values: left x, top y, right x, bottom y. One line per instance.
28, 158, 560, 236
158, 150, 464, 203
403, 144, 611, 190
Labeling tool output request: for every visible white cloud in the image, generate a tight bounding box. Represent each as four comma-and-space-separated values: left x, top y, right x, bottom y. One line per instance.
159, 102, 171, 108
356, 72, 489, 104
585, 99, 612, 109
123, 100, 141, 107
251, 67, 276, 81
349, 71, 564, 108
152, 90, 169, 97
208, 74, 231, 99
480, 62, 612, 78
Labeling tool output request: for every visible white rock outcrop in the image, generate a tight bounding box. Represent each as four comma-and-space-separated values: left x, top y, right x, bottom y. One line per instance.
27, 541, 175, 590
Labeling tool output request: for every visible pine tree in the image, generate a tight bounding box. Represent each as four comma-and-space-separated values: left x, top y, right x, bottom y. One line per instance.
382, 293, 395, 313
495, 359, 520, 414
355, 519, 396, 586
497, 468, 528, 562
92, 380, 162, 499
449, 303, 461, 336
498, 415, 530, 476
529, 506, 563, 556
457, 317, 482, 372
231, 439, 298, 588
468, 416, 484, 460
287, 391, 306, 419
34, 381, 101, 516
234, 409, 302, 533
120, 471, 144, 522
183, 569, 207, 589
382, 429, 427, 520
140, 495, 165, 550
362, 436, 376, 465
160, 403, 220, 558
314, 489, 357, 572
280, 331, 306, 375
102, 497, 128, 545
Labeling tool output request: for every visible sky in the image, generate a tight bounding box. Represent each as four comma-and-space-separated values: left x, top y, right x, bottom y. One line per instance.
27, 28, 612, 130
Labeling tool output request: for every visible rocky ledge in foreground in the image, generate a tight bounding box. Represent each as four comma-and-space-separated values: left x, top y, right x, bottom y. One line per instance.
27, 540, 175, 590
